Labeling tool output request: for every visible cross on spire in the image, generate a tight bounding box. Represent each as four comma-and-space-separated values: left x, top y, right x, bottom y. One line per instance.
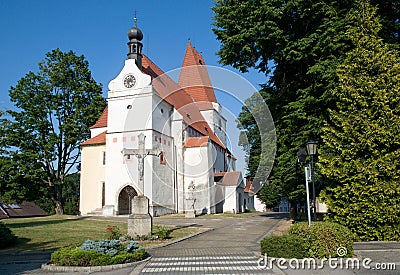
134, 11, 137, 27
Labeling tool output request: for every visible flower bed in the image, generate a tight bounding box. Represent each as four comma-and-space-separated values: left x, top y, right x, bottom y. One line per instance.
50, 239, 147, 266
48, 224, 149, 267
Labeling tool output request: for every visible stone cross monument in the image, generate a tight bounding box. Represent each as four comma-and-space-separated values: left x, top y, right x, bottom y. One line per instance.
185, 181, 196, 218
122, 133, 160, 237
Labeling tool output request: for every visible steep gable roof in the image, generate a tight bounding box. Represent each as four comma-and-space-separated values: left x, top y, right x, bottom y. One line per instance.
151, 71, 225, 148
81, 131, 106, 146
178, 41, 217, 105
90, 105, 108, 129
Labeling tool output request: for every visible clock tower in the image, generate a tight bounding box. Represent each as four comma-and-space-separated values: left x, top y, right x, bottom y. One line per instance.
101, 19, 174, 216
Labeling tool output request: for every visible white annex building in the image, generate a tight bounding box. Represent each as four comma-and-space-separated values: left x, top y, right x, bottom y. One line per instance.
79, 21, 245, 216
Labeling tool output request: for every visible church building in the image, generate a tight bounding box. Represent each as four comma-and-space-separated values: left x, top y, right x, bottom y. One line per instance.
79, 19, 245, 216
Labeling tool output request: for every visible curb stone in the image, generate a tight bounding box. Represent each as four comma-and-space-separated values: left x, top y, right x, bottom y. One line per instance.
256, 218, 289, 244
40, 256, 151, 272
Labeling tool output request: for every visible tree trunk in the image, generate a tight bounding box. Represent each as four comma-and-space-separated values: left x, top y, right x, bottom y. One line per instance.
54, 200, 64, 215
50, 184, 64, 215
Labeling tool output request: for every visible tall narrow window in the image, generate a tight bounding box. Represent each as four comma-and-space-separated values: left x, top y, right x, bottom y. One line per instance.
102, 182, 105, 207
102, 151, 106, 165
159, 151, 166, 165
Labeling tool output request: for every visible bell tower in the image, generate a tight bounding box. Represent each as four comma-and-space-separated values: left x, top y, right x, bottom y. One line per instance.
127, 17, 143, 69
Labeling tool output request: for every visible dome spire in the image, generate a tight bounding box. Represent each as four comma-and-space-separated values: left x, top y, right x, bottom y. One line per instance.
127, 14, 143, 69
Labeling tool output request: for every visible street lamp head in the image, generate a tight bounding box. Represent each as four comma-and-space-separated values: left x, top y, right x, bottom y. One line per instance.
297, 149, 307, 165
306, 140, 318, 157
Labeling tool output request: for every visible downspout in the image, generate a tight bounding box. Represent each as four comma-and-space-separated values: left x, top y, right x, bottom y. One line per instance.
173, 143, 178, 213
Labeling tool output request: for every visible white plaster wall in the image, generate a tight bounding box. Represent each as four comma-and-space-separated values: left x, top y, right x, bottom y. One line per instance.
200, 106, 227, 146
170, 110, 185, 213
80, 145, 106, 215
104, 57, 159, 215
254, 196, 266, 212
222, 186, 237, 213
212, 145, 225, 173
105, 130, 156, 213
184, 145, 213, 214
200, 110, 214, 131
107, 58, 154, 134
108, 59, 152, 99
150, 130, 175, 214
91, 127, 107, 138
152, 95, 173, 136
108, 92, 153, 134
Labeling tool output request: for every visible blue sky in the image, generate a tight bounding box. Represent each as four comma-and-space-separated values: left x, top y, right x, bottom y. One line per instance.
0, 0, 269, 173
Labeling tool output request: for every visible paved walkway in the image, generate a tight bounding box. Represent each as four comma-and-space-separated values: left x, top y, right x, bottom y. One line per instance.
140, 213, 285, 274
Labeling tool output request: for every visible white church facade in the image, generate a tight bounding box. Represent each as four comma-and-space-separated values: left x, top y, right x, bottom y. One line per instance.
79, 20, 245, 217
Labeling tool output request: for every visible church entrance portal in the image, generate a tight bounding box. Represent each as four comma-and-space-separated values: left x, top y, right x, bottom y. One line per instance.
118, 186, 138, 215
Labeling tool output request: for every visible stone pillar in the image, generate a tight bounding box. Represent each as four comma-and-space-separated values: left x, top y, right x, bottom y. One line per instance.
128, 195, 152, 237
185, 181, 196, 218
185, 207, 196, 218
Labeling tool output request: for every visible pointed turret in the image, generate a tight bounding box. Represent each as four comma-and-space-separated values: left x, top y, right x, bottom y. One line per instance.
178, 41, 217, 105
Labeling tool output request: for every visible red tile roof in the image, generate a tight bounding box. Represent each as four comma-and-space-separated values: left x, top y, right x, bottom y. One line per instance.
185, 136, 210, 148
142, 54, 165, 79
178, 41, 217, 104
90, 106, 108, 129
140, 54, 226, 149
81, 131, 106, 146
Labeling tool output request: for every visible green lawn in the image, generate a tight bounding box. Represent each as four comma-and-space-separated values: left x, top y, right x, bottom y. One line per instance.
1, 215, 205, 252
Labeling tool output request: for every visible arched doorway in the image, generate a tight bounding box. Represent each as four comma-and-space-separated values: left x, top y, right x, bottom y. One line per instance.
118, 186, 138, 215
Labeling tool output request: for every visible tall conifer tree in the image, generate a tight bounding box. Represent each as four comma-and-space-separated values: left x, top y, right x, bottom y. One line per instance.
320, 1, 400, 241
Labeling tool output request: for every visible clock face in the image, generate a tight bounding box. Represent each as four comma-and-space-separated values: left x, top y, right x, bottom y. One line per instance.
123, 74, 136, 88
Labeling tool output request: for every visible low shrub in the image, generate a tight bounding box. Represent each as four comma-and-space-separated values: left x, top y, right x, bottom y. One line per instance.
288, 221, 353, 258
51, 240, 147, 266
105, 225, 122, 240
0, 221, 17, 249
261, 234, 307, 258
153, 225, 172, 240
135, 225, 172, 241
260, 221, 353, 259
80, 239, 121, 255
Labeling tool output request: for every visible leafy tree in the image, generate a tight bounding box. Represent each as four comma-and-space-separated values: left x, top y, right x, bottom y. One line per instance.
212, 0, 400, 211
63, 173, 80, 215
0, 49, 105, 214
257, 181, 281, 209
320, 1, 400, 241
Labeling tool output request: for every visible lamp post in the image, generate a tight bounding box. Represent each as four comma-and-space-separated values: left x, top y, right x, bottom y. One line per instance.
306, 141, 318, 222
297, 141, 318, 227
297, 149, 312, 227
